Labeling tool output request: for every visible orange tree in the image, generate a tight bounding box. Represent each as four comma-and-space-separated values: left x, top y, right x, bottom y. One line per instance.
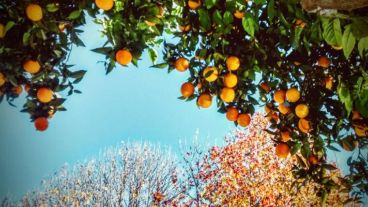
0, 0, 368, 203
156, 0, 368, 201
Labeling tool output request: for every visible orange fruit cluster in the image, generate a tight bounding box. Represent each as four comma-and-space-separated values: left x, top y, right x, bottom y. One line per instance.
174, 55, 251, 127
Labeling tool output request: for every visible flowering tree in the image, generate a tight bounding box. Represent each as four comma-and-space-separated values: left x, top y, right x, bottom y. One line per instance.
176, 113, 357, 206
2, 142, 181, 207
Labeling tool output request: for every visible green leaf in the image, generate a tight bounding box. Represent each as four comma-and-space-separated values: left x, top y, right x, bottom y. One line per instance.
198, 9, 211, 31
205, 0, 217, 9
337, 79, 353, 115
321, 18, 342, 46
46, 3, 59, 12
242, 13, 257, 37
342, 25, 356, 59
301, 143, 311, 159
253, 0, 266, 5
71, 70, 87, 80
358, 36, 368, 57
148, 48, 158, 64
355, 94, 368, 117
326, 145, 340, 152
320, 189, 328, 204
4, 21, 15, 33
351, 19, 368, 39
150, 63, 168, 69
291, 142, 302, 155
67, 10, 82, 20
267, 0, 275, 22
223, 11, 233, 25
333, 18, 343, 45
91, 47, 113, 55
213, 10, 223, 25
292, 26, 303, 49
22, 32, 31, 46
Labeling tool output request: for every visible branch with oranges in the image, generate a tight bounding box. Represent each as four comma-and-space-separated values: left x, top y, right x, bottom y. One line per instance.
157, 0, 368, 201
0, 0, 368, 202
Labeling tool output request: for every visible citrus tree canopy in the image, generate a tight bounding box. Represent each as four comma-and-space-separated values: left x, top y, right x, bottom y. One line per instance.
0, 0, 367, 203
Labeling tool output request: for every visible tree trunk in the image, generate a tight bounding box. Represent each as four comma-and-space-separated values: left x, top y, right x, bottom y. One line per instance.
301, 0, 368, 12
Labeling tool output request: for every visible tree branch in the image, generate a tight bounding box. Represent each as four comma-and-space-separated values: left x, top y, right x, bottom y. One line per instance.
301, 0, 368, 12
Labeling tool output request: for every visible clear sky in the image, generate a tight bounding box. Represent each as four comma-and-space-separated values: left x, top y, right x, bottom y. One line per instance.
0, 18, 235, 198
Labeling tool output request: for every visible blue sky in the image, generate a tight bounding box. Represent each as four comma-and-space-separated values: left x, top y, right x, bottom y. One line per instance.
0, 19, 235, 198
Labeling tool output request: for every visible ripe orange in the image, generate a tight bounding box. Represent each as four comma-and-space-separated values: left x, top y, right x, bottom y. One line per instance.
295, 19, 305, 28
341, 137, 358, 151
278, 103, 290, 115
275, 143, 289, 158
294, 61, 301, 66
145, 20, 156, 27
37, 87, 53, 103
324, 76, 333, 90
26, 4, 43, 21
308, 155, 319, 165
280, 130, 291, 142
203, 67, 218, 82
234, 10, 245, 19
351, 111, 362, 121
197, 81, 202, 89
12, 86, 23, 95
197, 93, 212, 108
298, 118, 311, 134
264, 104, 272, 114
0, 23, 5, 38
237, 113, 251, 127
295, 104, 309, 118
224, 73, 238, 88
115, 49, 132, 65
58, 23, 66, 32
260, 82, 271, 93
179, 24, 191, 32
23, 60, 41, 74
156, 6, 164, 18
220, 87, 235, 103
286, 88, 300, 103
188, 0, 201, 9
318, 56, 330, 68
0, 72, 6, 87
354, 125, 367, 137
181, 82, 195, 98
34, 117, 48, 131
267, 111, 279, 123
226, 107, 239, 121
175, 57, 189, 72
273, 89, 285, 104
226, 56, 240, 71
95, 0, 114, 11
